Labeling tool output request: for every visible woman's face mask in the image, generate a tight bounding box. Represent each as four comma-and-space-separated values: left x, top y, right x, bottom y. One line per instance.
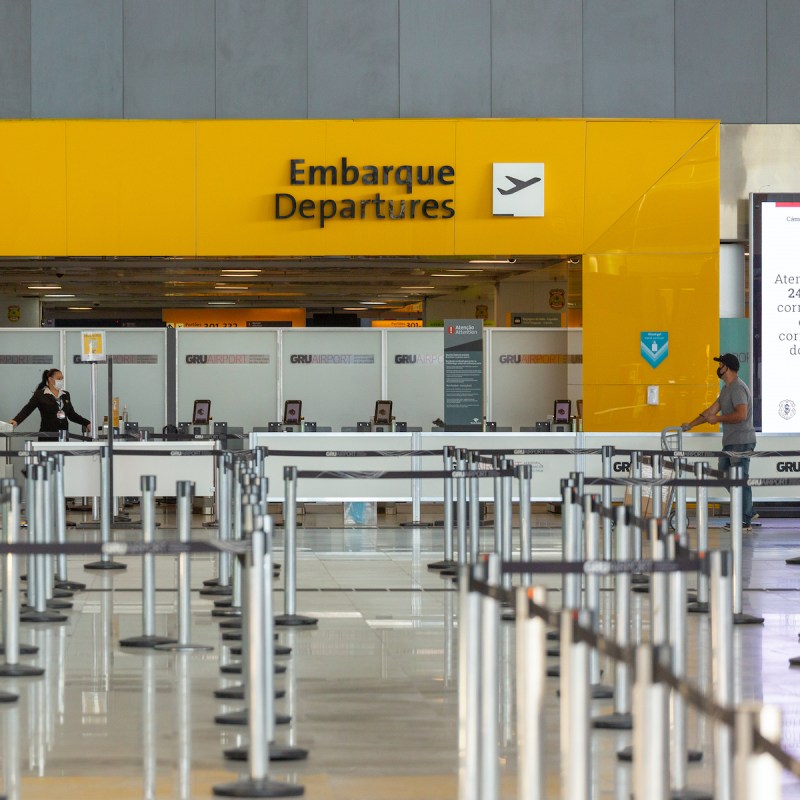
53, 378, 64, 391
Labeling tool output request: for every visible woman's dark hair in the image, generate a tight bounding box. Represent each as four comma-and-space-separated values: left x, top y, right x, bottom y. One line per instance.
36, 368, 60, 391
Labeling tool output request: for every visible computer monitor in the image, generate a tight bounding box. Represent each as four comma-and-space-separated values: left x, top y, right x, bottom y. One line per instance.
192, 399, 211, 425
553, 399, 571, 424
374, 400, 393, 425
283, 400, 302, 425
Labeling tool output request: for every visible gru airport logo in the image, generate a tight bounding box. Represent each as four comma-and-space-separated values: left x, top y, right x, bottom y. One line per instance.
492, 163, 544, 218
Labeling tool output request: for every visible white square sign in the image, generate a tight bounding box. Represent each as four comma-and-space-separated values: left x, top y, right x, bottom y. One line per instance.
492, 163, 544, 217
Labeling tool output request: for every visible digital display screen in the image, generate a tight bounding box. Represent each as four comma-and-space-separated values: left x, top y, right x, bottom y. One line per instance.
283, 400, 302, 424
192, 400, 211, 425
553, 400, 571, 422
752, 193, 800, 431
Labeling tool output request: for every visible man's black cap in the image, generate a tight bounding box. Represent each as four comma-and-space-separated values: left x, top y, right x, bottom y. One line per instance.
714, 353, 740, 372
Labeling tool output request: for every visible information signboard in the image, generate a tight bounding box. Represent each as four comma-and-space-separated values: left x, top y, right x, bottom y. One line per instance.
443, 319, 483, 431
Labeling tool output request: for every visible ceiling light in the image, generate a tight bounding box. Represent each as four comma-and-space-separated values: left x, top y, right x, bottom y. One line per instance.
28, 284, 62, 290
343, 307, 367, 311
431, 273, 466, 278
220, 269, 261, 275
400, 286, 435, 290
215, 284, 249, 290
67, 307, 93, 311
208, 301, 236, 306
469, 259, 514, 264
44, 294, 75, 298
360, 301, 386, 305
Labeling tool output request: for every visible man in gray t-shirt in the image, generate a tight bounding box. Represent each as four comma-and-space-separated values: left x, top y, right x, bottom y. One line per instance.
682, 353, 756, 529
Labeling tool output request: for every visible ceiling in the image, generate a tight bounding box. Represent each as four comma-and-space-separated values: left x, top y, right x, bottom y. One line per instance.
0, 255, 575, 320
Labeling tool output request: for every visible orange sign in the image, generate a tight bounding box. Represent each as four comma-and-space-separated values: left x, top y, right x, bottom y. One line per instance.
162, 308, 305, 328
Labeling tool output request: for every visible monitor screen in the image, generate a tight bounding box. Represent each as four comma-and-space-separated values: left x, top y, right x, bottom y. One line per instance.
553, 399, 571, 423
192, 400, 211, 425
283, 400, 302, 425
374, 400, 393, 425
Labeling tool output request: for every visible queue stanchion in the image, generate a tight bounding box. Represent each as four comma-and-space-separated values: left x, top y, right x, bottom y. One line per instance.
688, 462, 710, 614
428, 447, 456, 571
84, 445, 127, 571
630, 451, 647, 585
204, 451, 231, 587
632, 644, 669, 800
21, 464, 66, 623
480, 554, 500, 800
601, 446, 614, 560
516, 585, 546, 800
155, 481, 213, 653
492, 454, 503, 556
517, 465, 532, 588
674, 456, 688, 542
501, 458, 514, 591
594, 505, 632, 730
711, 551, 734, 800
546, 478, 576, 668
42, 459, 71, 610
735, 704, 782, 798
455, 449, 468, 568
120, 476, 177, 648
275, 466, 316, 628
560, 608, 591, 800
729, 465, 764, 626
214, 519, 304, 798
584, 495, 612, 699
668, 535, 706, 797
53, 453, 85, 592
468, 451, 481, 565
0, 483, 43, 679
458, 563, 481, 800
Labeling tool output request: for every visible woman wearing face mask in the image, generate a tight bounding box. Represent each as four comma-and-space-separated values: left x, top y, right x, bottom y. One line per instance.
9, 369, 91, 438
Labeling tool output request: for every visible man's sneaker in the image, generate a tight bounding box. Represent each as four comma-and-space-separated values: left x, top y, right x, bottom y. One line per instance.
722, 522, 753, 532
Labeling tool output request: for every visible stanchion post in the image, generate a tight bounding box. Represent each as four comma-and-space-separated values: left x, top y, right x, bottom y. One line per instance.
689, 462, 710, 613
275, 466, 316, 627
560, 608, 590, 800
443, 446, 455, 564
632, 644, 669, 800
517, 464, 532, 588
516, 585, 546, 800
735, 704, 782, 800
711, 550, 734, 800
84, 445, 126, 571
458, 565, 481, 800
631, 451, 643, 560
562, 482, 579, 610
729, 465, 763, 625
674, 456, 688, 543
456, 449, 468, 567
0, 483, 44, 677
480, 554, 500, 800
468, 451, 480, 565
501, 457, 513, 591
155, 481, 212, 653
601, 445, 614, 560
584, 495, 612, 698
52, 453, 85, 592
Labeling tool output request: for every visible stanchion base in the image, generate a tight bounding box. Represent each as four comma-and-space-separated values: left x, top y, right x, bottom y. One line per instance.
84, 560, 127, 571
590, 683, 614, 700
631, 584, 650, 594
546, 645, 560, 657
212, 608, 242, 618
275, 644, 292, 656
0, 663, 44, 677
46, 599, 72, 610
153, 643, 214, 652
786, 556, 800, 565
0, 690, 18, 703
220, 662, 286, 675
439, 566, 457, 577
734, 612, 765, 625
52, 588, 74, 598
55, 580, 86, 592
120, 635, 178, 648
617, 745, 702, 763
427, 559, 456, 571
200, 585, 233, 597
788, 655, 800, 667
202, 520, 219, 529
20, 609, 67, 623
687, 601, 709, 614
222, 631, 242, 642
274, 614, 318, 628
546, 630, 559, 641
0, 643, 38, 656
219, 620, 242, 630
631, 574, 649, 585
669, 789, 712, 800
204, 578, 220, 587
224, 744, 309, 762
215, 598, 233, 608
546, 665, 560, 678
215, 710, 292, 727
229, 646, 242, 656
215, 684, 245, 700
212, 777, 304, 797
593, 712, 632, 730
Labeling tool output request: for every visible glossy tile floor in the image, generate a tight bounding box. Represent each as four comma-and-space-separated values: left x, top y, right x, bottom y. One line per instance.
2, 504, 800, 799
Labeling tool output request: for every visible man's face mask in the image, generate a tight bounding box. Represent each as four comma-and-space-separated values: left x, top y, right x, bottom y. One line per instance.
716, 366, 727, 379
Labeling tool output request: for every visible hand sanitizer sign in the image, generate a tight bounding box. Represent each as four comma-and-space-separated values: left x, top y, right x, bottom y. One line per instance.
640, 332, 668, 368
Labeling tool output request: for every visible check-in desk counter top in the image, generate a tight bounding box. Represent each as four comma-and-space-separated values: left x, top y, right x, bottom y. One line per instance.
30, 439, 217, 498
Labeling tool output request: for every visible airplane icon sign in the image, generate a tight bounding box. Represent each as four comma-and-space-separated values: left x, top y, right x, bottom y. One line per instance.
492, 163, 544, 217
497, 175, 541, 196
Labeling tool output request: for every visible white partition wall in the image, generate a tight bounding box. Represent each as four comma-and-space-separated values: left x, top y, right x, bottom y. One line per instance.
488, 328, 570, 428
176, 328, 278, 432
282, 329, 382, 429
65, 329, 167, 430
386, 328, 444, 428
0, 329, 61, 430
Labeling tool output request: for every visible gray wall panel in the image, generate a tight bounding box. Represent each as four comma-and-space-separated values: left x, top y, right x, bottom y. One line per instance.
766, 1, 800, 123
583, 0, 674, 118
308, 0, 398, 119
0, 0, 31, 118
676, 0, 766, 123
124, 0, 215, 119
216, 0, 308, 119
399, 0, 489, 118
491, 0, 582, 118
31, 0, 122, 119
